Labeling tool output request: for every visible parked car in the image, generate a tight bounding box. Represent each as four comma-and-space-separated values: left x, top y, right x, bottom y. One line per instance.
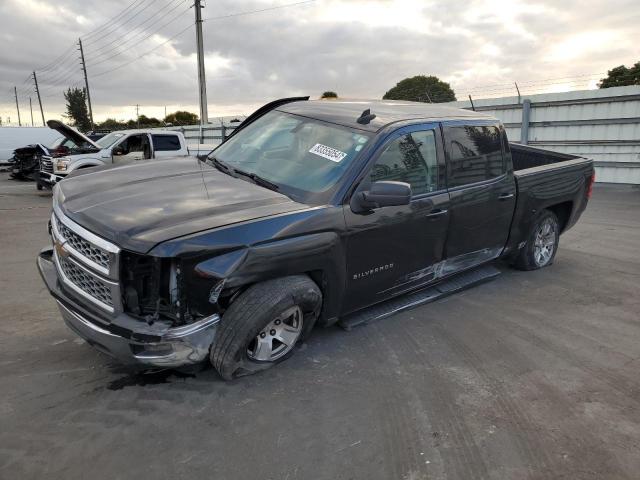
37, 121, 190, 188
37, 98, 595, 379
8, 137, 74, 182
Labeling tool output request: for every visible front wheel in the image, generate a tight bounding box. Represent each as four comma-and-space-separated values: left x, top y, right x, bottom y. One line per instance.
210, 275, 322, 380
512, 210, 560, 270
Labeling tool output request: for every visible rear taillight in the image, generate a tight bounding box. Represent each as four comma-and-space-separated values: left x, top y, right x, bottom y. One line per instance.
586, 172, 595, 199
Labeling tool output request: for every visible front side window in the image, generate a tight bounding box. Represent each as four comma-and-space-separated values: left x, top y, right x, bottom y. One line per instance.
447, 125, 504, 187
118, 134, 146, 154
369, 130, 439, 196
211, 111, 371, 195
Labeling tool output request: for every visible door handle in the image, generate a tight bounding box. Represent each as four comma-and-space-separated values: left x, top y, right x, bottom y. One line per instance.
426, 209, 448, 218
498, 192, 514, 201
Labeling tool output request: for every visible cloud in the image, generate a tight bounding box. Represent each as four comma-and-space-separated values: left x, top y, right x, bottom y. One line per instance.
0, 0, 638, 124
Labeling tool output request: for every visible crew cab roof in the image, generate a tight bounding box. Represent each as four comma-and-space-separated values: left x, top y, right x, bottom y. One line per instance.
276, 99, 494, 132
105, 129, 183, 135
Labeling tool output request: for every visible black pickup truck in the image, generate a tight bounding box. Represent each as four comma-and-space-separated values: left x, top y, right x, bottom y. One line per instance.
37, 98, 594, 379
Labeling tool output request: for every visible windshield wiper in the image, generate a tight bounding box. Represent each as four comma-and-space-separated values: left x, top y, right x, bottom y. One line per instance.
234, 169, 280, 191
210, 157, 236, 177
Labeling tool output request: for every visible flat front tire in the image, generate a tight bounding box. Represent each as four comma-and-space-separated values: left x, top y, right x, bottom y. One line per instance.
513, 210, 560, 271
210, 275, 322, 380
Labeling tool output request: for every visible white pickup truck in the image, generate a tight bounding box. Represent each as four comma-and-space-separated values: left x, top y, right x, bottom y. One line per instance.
37, 120, 192, 189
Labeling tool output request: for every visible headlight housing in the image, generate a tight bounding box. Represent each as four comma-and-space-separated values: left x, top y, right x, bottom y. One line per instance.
54, 158, 70, 173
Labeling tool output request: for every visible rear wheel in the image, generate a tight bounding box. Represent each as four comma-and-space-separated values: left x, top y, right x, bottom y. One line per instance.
210, 275, 322, 380
513, 210, 560, 270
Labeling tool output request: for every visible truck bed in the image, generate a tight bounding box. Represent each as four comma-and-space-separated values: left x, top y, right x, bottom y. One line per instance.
510, 143, 581, 171
506, 142, 594, 257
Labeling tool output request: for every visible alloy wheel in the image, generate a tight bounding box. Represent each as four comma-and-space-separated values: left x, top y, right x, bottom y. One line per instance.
247, 305, 303, 362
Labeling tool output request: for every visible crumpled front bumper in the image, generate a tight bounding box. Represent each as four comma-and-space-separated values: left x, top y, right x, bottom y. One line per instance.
38, 171, 64, 188
37, 248, 219, 368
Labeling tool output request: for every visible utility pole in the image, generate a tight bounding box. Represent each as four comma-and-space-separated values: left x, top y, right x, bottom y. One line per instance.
14, 86, 21, 126
78, 38, 94, 131
136, 104, 140, 128
515, 82, 521, 104
194, 0, 208, 141
29, 97, 34, 126
32, 71, 45, 126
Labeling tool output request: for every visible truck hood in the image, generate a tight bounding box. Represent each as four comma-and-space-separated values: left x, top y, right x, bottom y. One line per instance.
56, 157, 312, 253
47, 120, 101, 150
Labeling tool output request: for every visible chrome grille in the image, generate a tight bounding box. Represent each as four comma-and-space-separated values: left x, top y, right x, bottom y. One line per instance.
41, 158, 53, 173
57, 255, 114, 308
51, 209, 121, 313
56, 219, 110, 270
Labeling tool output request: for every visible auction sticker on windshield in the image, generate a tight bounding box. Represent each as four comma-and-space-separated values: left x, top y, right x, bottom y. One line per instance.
309, 143, 348, 162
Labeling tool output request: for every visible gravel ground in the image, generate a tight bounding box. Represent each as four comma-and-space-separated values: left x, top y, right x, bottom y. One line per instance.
1, 174, 639, 480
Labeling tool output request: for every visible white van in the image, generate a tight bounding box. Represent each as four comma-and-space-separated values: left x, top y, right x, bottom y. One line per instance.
38, 120, 190, 188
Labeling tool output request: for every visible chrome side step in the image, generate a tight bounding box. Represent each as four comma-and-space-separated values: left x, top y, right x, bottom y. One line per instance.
338, 264, 501, 330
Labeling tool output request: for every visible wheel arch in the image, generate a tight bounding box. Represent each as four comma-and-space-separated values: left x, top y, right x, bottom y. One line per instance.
190, 232, 346, 327
68, 159, 104, 172
545, 201, 573, 233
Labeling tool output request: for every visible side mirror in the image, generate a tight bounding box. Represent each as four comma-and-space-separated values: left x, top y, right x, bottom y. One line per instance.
112, 146, 125, 156
352, 180, 411, 213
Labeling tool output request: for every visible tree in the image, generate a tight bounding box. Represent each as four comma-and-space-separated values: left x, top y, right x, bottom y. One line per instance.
321, 91, 338, 99
137, 115, 163, 127
599, 62, 640, 88
164, 110, 198, 125
383, 75, 456, 103
64, 87, 91, 132
96, 118, 127, 130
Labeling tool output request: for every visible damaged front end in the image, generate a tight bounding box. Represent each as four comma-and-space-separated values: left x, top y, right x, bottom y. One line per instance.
37, 209, 223, 368
10, 145, 46, 180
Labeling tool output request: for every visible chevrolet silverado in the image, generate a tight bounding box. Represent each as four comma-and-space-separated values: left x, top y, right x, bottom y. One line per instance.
37, 98, 595, 380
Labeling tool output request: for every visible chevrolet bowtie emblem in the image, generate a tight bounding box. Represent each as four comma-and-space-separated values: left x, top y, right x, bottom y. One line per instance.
54, 240, 69, 258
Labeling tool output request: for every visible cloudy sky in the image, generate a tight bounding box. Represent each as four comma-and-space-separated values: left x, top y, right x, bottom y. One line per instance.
0, 0, 638, 124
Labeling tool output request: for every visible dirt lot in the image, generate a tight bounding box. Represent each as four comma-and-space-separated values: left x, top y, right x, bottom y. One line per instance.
1, 174, 639, 480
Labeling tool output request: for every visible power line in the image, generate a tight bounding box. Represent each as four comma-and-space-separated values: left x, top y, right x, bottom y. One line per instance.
202, 0, 317, 22
38, 68, 84, 93
86, 0, 186, 55
82, 0, 148, 40
86, 1, 191, 66
88, 9, 192, 69
92, 23, 193, 77
83, 0, 158, 47
37, 62, 83, 89
36, 43, 78, 74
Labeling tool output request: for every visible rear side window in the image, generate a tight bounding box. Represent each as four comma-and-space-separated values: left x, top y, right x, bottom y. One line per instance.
152, 134, 181, 151
447, 126, 504, 187
370, 130, 439, 195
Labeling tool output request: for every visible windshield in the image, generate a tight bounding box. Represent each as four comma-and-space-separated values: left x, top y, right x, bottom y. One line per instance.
210, 111, 371, 195
95, 132, 126, 149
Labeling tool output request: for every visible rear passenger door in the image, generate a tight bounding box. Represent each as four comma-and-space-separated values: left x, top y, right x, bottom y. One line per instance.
151, 134, 183, 158
442, 123, 516, 271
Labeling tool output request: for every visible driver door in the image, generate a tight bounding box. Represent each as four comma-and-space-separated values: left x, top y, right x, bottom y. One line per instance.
342, 124, 450, 314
